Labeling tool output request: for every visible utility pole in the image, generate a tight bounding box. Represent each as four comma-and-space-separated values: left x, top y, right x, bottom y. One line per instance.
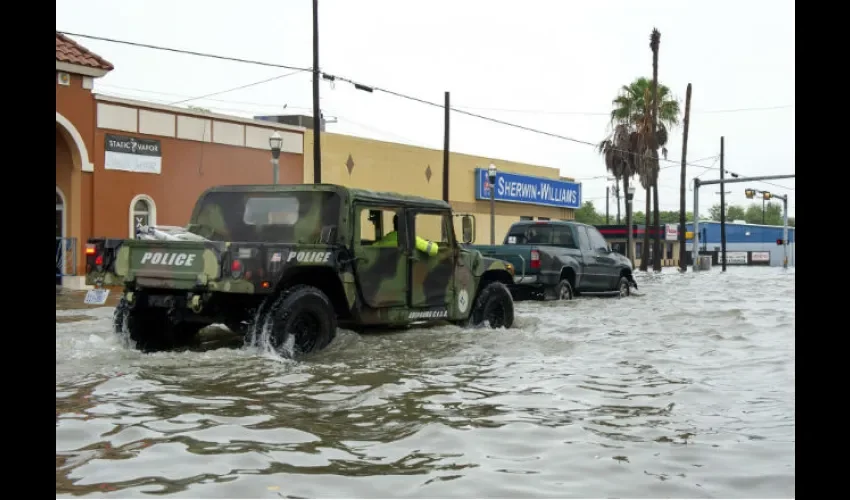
311, 0, 322, 184
719, 136, 727, 272
678, 83, 691, 272
443, 91, 450, 202
606, 186, 610, 224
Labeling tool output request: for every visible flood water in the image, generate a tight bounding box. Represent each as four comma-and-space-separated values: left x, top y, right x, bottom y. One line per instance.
56, 267, 795, 498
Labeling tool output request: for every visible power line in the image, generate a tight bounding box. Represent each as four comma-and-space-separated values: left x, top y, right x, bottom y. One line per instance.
452, 104, 794, 116
60, 30, 718, 170
57, 31, 311, 72
62, 30, 791, 183
168, 70, 304, 105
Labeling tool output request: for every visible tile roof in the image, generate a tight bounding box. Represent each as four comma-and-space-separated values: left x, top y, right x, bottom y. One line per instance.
56, 32, 114, 71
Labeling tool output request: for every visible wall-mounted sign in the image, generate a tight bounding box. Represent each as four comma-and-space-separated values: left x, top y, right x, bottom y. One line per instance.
722, 251, 748, 265
751, 251, 770, 263
665, 224, 679, 241
104, 134, 162, 174
474, 168, 581, 209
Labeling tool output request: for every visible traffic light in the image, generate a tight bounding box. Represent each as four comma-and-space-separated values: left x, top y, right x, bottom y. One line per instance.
762, 191, 772, 200
744, 189, 755, 199
776, 239, 784, 245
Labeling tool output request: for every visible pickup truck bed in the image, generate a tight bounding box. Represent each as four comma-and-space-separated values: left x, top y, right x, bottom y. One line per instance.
465, 220, 637, 300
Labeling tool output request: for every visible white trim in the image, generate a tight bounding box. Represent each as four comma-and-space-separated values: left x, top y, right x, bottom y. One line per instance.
56, 61, 109, 78
94, 94, 306, 134
129, 194, 157, 238
56, 111, 94, 172
56, 186, 67, 276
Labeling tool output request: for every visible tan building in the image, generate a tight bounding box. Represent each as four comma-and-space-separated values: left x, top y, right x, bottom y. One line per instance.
302, 131, 579, 244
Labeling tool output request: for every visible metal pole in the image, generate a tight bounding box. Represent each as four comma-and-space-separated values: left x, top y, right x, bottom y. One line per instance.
311, 0, 322, 184
442, 91, 450, 202
606, 186, 610, 224
615, 185, 621, 224
782, 196, 788, 269
272, 158, 279, 184
692, 178, 700, 271
489, 180, 496, 245
679, 83, 692, 272
719, 137, 727, 272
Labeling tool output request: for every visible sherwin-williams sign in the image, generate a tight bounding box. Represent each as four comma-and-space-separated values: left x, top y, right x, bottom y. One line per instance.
104, 134, 162, 174
474, 168, 581, 209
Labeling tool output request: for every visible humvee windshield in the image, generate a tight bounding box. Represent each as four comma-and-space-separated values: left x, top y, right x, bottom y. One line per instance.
190, 190, 341, 243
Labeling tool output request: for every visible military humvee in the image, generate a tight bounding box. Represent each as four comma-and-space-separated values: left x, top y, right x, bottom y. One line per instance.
83, 184, 517, 356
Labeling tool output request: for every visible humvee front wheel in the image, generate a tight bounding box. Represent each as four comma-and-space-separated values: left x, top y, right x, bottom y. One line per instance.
470, 281, 515, 329
263, 285, 337, 357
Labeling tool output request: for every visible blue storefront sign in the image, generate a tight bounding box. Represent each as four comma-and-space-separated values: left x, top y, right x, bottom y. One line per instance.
474, 168, 582, 209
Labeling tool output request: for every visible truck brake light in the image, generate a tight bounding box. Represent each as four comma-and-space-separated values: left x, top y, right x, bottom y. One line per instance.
530, 249, 541, 269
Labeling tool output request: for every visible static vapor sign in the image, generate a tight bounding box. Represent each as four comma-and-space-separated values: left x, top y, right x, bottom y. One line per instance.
474, 168, 581, 209
104, 134, 162, 174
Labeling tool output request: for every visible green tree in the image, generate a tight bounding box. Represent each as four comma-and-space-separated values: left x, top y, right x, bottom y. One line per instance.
744, 202, 783, 225
574, 201, 605, 225
708, 204, 745, 222
605, 71, 680, 270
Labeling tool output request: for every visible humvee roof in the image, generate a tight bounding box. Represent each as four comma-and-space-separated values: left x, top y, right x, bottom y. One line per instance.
198, 183, 452, 210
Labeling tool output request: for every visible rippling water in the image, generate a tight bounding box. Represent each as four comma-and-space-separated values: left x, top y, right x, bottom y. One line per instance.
56, 267, 795, 498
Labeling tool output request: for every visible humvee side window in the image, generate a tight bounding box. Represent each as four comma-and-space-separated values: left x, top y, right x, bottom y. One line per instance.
359, 207, 400, 246
413, 212, 452, 246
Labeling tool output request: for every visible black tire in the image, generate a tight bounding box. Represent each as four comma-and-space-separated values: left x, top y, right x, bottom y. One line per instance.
617, 276, 631, 298
553, 279, 574, 301
470, 281, 515, 329
117, 298, 203, 352
262, 285, 337, 356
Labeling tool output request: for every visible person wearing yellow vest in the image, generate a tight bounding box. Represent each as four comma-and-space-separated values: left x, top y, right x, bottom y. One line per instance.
374, 215, 439, 256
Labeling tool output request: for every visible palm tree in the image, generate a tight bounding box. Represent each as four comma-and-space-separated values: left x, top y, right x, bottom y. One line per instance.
598, 124, 637, 263
606, 74, 680, 270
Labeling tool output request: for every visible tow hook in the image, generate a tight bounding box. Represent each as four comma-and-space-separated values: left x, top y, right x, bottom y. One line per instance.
189, 294, 203, 313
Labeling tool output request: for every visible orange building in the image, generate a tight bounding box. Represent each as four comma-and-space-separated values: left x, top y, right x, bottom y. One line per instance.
55, 33, 305, 289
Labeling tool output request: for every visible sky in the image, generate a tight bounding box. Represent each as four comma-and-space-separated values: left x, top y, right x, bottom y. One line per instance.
56, 0, 795, 217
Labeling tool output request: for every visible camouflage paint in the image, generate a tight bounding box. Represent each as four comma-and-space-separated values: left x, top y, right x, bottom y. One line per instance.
86, 183, 515, 327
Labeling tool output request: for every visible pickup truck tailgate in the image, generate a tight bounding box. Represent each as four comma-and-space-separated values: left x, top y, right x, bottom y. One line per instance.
123, 241, 221, 289
467, 245, 535, 277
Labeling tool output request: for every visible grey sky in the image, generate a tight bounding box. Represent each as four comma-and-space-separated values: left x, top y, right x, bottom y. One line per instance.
57, 0, 795, 217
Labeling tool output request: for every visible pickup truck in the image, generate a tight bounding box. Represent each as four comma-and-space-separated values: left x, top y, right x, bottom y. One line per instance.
464, 220, 637, 301
83, 184, 517, 357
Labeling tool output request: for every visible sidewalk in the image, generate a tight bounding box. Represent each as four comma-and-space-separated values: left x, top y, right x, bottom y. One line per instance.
56, 287, 120, 311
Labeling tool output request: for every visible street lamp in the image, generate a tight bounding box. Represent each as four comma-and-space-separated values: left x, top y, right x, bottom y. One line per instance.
488, 163, 497, 245
269, 132, 283, 184
627, 185, 636, 265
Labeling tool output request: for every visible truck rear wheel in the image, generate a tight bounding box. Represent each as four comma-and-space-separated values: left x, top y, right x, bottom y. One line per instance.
470, 282, 515, 329
114, 297, 203, 352
263, 285, 337, 357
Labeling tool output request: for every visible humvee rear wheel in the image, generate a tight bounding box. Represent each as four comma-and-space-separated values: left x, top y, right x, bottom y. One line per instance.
264, 285, 337, 356
470, 281, 515, 329
115, 298, 203, 352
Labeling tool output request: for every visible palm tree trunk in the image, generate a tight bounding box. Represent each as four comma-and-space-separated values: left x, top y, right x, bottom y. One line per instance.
623, 175, 632, 264
639, 185, 651, 270
648, 28, 662, 272
652, 182, 662, 271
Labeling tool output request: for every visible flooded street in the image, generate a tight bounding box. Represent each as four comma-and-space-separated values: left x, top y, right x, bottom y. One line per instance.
56, 267, 795, 498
